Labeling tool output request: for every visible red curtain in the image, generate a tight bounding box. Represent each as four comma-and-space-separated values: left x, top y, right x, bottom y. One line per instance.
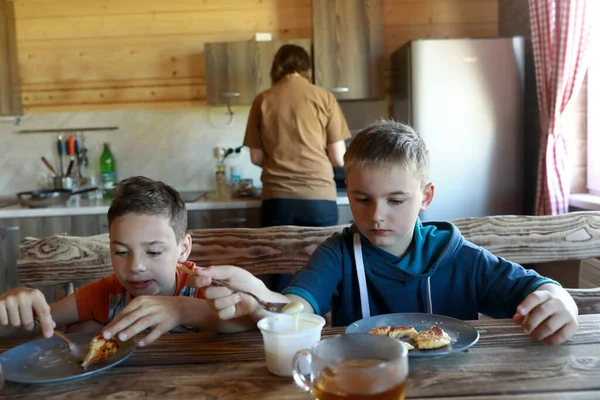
529, 0, 593, 215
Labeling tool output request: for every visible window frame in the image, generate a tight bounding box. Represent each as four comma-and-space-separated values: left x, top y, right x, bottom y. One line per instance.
588, 17, 599, 195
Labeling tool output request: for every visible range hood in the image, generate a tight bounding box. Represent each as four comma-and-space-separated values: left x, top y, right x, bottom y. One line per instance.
338, 100, 388, 138
0, 115, 25, 126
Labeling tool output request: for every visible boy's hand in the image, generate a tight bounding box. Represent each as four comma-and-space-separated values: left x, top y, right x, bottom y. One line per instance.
188, 265, 265, 320
0, 287, 55, 338
512, 285, 578, 346
101, 296, 186, 347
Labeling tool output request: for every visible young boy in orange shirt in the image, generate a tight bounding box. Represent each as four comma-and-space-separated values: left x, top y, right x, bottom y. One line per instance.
0, 176, 245, 346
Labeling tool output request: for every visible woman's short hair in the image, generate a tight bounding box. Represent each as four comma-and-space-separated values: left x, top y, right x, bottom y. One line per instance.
270, 44, 311, 85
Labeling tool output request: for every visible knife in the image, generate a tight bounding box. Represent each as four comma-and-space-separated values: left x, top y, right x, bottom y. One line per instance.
66, 159, 75, 177
57, 135, 64, 177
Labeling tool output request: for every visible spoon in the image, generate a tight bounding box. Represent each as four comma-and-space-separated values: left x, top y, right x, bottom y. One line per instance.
34, 318, 86, 362
176, 266, 296, 314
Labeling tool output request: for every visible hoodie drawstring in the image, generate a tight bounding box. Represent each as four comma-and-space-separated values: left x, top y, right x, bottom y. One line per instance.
425, 276, 433, 314
353, 233, 371, 319
353, 232, 433, 317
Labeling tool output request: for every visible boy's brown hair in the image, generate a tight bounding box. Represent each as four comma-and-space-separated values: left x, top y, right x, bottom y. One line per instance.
344, 119, 430, 188
107, 176, 187, 243
270, 44, 311, 85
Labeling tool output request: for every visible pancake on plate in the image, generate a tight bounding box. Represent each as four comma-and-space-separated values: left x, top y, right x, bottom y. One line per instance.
367, 325, 391, 336
411, 326, 452, 350
388, 326, 417, 339
81, 335, 119, 368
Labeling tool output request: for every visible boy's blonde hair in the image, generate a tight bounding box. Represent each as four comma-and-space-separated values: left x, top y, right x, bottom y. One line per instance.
344, 119, 430, 188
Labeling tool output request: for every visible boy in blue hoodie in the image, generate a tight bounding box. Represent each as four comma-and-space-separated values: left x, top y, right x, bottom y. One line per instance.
190, 119, 578, 345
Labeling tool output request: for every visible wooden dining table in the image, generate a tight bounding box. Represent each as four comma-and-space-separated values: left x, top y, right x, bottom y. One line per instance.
1, 314, 600, 399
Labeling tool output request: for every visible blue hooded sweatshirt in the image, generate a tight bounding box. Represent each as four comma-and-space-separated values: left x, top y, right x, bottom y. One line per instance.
283, 220, 558, 327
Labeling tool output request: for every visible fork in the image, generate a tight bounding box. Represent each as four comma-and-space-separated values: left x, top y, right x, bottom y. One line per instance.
210, 279, 291, 313
34, 318, 86, 362
176, 266, 289, 313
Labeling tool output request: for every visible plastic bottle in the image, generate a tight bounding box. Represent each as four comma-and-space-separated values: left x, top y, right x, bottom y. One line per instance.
230, 165, 241, 186
100, 142, 117, 199
215, 164, 228, 199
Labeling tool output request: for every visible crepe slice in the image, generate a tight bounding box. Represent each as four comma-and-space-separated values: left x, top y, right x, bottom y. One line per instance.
81, 335, 120, 368
367, 325, 391, 336
388, 326, 418, 339
411, 326, 452, 350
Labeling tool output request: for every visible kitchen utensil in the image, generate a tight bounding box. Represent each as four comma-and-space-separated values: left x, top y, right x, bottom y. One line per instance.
65, 159, 75, 177
56, 135, 64, 176
176, 266, 291, 313
34, 318, 86, 362
16, 187, 98, 208
67, 135, 75, 156
66, 157, 75, 176
79, 132, 89, 168
74, 134, 82, 177
213, 279, 293, 313
40, 156, 59, 176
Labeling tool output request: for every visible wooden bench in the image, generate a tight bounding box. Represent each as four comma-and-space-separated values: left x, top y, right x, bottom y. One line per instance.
16, 211, 600, 314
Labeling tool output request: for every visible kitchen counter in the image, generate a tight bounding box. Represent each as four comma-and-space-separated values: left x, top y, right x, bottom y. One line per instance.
0, 193, 350, 219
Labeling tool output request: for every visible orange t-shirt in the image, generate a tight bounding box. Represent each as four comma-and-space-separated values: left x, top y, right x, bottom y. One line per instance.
75, 261, 204, 324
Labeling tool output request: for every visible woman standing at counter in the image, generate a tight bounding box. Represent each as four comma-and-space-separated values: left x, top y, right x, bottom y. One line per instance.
243, 44, 351, 228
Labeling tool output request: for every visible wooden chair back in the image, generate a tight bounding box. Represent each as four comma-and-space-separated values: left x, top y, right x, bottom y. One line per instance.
16, 211, 600, 313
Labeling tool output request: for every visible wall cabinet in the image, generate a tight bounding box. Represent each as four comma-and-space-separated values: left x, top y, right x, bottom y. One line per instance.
188, 208, 261, 229
0, 215, 108, 239
0, 0, 22, 116
0, 209, 262, 239
205, 39, 312, 105
312, 0, 385, 100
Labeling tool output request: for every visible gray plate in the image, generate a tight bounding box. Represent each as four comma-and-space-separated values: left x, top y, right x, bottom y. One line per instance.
0, 333, 136, 384
345, 313, 479, 357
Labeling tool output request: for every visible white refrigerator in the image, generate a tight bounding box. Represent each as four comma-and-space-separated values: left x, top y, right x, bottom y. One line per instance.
392, 37, 526, 221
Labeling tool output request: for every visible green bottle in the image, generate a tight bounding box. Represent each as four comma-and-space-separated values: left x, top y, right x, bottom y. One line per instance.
99, 142, 117, 198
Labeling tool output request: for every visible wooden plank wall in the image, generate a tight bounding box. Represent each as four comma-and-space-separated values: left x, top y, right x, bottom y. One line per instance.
13, 0, 497, 112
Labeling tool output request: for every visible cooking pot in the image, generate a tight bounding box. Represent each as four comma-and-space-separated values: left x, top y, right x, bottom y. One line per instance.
16, 187, 98, 208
